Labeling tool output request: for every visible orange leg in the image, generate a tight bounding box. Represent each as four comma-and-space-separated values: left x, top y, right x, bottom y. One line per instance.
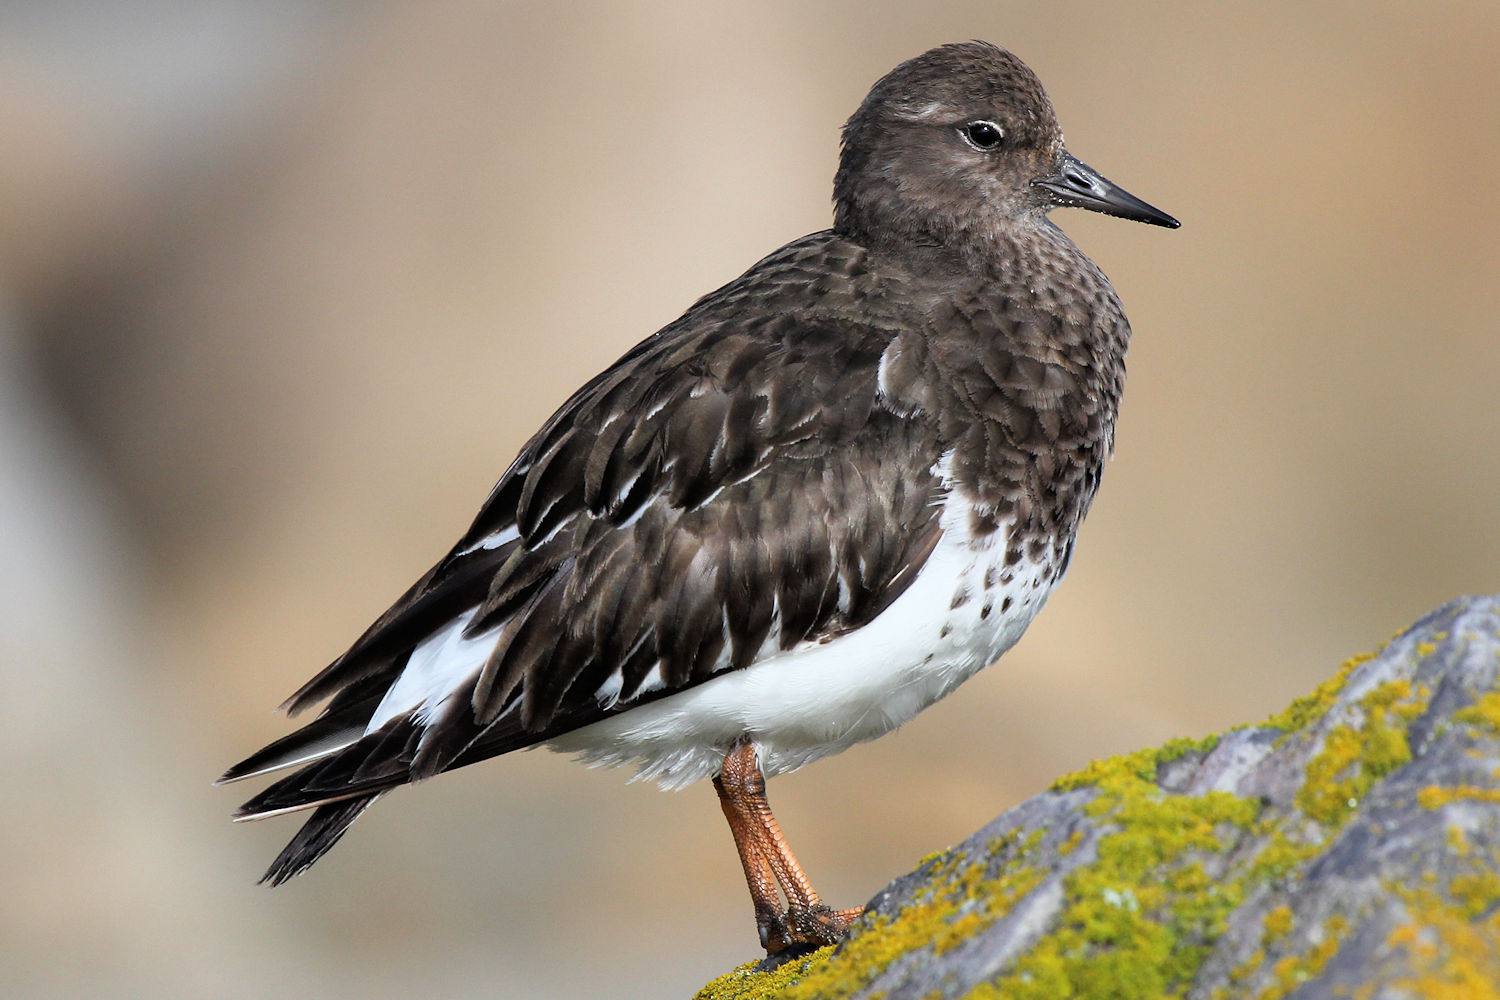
713, 768, 785, 950
714, 742, 863, 954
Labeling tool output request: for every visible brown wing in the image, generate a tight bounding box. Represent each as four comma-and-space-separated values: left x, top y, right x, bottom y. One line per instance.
233, 233, 945, 823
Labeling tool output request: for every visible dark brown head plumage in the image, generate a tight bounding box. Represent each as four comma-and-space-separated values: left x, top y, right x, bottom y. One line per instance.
835, 42, 1062, 249
836, 41, 1175, 251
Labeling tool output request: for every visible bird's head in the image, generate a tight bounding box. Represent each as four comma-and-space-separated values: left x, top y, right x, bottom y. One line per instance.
834, 41, 1178, 250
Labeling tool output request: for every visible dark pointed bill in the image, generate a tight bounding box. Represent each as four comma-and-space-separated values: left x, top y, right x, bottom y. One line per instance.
1034, 152, 1179, 229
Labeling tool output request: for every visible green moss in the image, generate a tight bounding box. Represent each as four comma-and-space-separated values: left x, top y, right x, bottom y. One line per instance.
1295, 679, 1429, 828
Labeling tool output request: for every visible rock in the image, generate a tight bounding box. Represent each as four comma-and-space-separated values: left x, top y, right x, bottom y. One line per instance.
696, 596, 1500, 999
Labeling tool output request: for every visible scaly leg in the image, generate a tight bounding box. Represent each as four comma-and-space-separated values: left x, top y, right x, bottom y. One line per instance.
714, 742, 863, 954
713, 768, 784, 950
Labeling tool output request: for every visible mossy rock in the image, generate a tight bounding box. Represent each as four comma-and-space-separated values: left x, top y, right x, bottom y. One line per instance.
696, 595, 1500, 999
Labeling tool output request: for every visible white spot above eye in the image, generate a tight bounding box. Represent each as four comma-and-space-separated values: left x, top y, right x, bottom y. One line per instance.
890, 100, 954, 123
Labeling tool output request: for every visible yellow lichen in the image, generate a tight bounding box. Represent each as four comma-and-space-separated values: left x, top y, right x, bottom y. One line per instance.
968, 741, 1259, 1000
1455, 692, 1500, 735
698, 630, 1487, 1000
698, 840, 1047, 1000
694, 947, 839, 1000
1449, 872, 1500, 920
1228, 947, 1266, 986
1050, 733, 1221, 795
1418, 785, 1500, 810
1247, 828, 1320, 884
1386, 887, 1500, 1000
1386, 922, 1421, 949
1261, 651, 1375, 737
1295, 679, 1429, 828
1262, 905, 1294, 945
1297, 724, 1364, 823
1253, 915, 1348, 1000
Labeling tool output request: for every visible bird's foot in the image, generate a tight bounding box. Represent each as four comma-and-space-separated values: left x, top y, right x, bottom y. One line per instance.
761, 904, 865, 956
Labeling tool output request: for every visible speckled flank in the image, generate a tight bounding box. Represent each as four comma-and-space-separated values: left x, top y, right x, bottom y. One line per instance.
548, 471, 1060, 788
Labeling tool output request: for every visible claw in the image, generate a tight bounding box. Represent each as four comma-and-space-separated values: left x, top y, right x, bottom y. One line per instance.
765, 903, 864, 955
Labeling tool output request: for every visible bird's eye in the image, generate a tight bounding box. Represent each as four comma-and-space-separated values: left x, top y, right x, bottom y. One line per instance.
960, 121, 1004, 151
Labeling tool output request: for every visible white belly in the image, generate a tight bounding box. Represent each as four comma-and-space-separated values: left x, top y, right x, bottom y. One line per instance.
548, 495, 1060, 789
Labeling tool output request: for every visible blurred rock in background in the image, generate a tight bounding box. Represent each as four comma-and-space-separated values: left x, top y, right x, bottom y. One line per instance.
2, 3, 1497, 997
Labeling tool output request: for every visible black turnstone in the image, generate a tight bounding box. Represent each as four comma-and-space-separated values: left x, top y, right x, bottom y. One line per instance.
221, 40, 1177, 954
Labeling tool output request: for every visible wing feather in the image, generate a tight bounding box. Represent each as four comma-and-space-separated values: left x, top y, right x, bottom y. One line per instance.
231, 232, 946, 844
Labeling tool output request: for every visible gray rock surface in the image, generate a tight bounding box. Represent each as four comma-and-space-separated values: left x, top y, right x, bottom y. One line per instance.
697, 595, 1500, 999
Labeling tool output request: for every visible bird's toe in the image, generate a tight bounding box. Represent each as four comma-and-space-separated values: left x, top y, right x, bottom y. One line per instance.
763, 903, 864, 956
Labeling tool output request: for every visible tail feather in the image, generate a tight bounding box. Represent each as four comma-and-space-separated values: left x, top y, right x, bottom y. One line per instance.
260, 795, 382, 886
220, 674, 397, 786
228, 541, 527, 883
216, 716, 364, 785
233, 718, 424, 821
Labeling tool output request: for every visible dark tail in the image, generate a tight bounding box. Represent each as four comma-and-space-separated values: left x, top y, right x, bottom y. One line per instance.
233, 715, 437, 884
259, 795, 383, 886
229, 686, 545, 883
216, 713, 364, 786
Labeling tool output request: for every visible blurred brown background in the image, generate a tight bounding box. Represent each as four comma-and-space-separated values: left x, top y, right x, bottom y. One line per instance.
3, 2, 1497, 997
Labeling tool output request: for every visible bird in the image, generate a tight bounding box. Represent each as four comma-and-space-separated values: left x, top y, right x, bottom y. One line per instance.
220, 40, 1177, 955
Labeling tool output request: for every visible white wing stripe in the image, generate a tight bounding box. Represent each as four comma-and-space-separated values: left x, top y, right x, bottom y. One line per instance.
365, 609, 500, 732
